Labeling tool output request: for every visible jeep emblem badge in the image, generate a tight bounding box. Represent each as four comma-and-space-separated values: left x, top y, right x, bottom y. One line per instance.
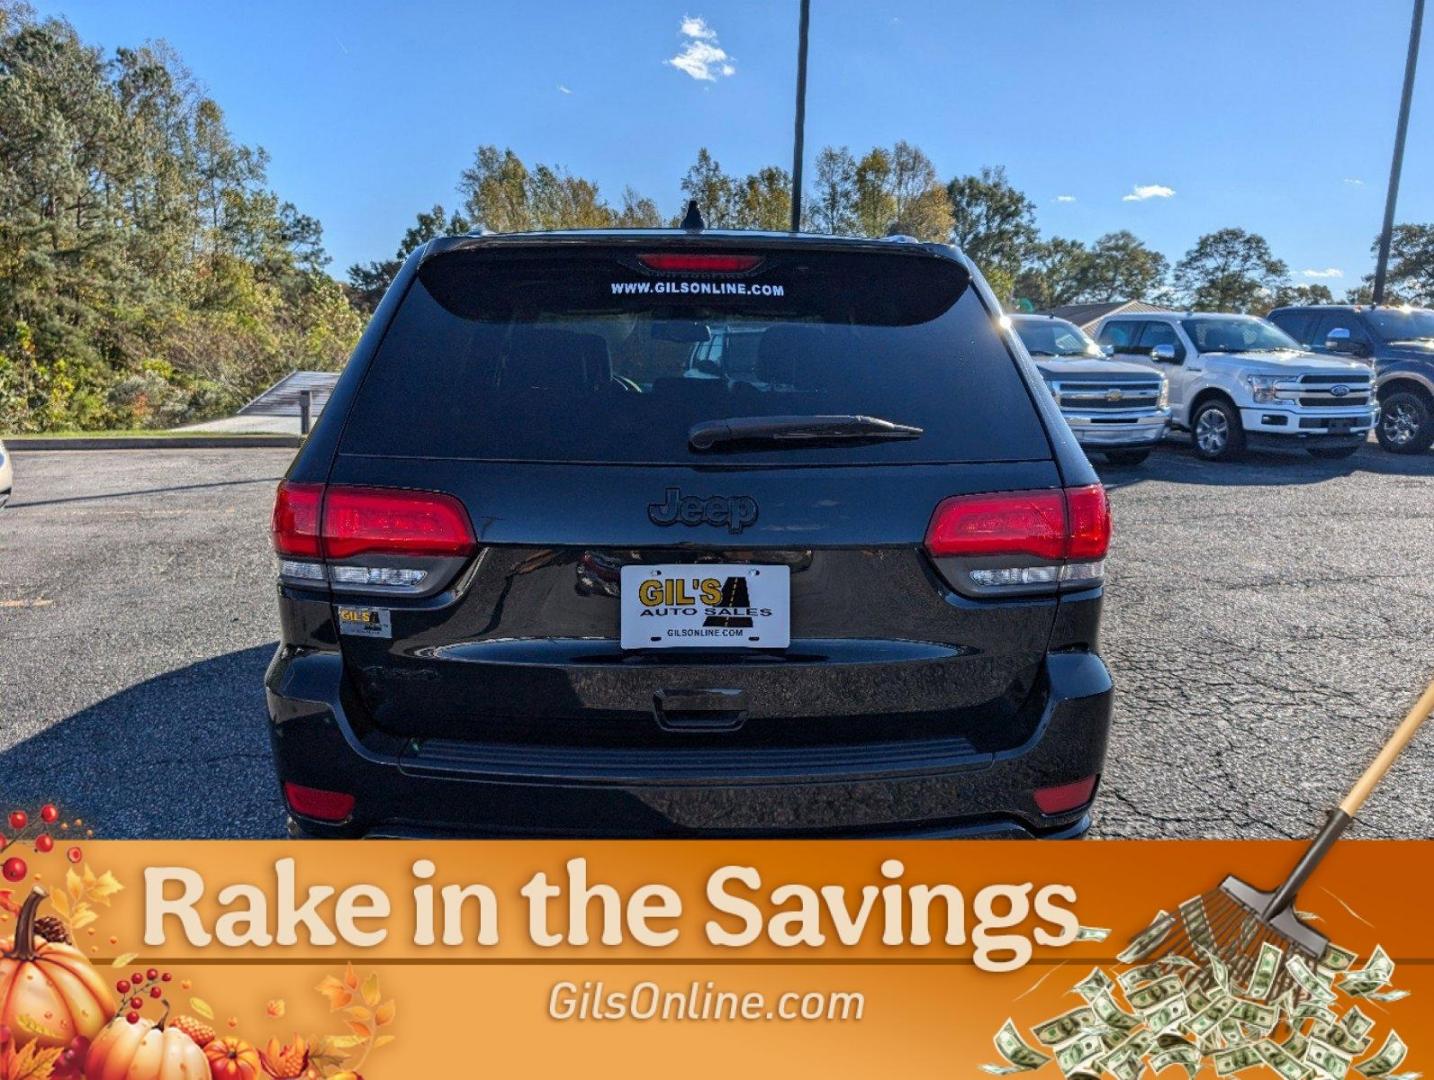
648, 487, 759, 534
1330, 384, 1350, 397
1105, 388, 1124, 402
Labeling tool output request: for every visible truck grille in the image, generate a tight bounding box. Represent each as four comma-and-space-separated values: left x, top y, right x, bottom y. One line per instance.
1293, 373, 1372, 409
1051, 380, 1163, 411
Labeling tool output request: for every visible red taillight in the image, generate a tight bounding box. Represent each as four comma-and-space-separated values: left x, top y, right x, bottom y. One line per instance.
322, 486, 476, 560
272, 482, 323, 557
1034, 775, 1099, 815
637, 253, 762, 273
1065, 484, 1111, 561
924, 490, 1067, 560
283, 782, 355, 822
923, 486, 1110, 562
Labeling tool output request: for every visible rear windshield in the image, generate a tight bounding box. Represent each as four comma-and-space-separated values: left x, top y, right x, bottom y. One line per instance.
339, 246, 1048, 464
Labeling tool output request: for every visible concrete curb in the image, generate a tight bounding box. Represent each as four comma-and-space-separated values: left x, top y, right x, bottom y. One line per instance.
5, 435, 303, 450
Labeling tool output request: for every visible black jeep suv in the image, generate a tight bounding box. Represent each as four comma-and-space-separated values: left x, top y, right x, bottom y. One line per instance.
266, 228, 1113, 838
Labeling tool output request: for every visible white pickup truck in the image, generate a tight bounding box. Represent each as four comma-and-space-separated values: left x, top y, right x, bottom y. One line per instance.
1094, 312, 1378, 461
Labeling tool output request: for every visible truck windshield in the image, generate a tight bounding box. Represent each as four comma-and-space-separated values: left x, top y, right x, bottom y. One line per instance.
1181, 317, 1300, 353
1366, 308, 1434, 343
1013, 318, 1100, 357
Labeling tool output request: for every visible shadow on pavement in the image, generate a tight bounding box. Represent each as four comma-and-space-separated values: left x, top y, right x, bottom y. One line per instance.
1095, 437, 1434, 493
0, 644, 285, 838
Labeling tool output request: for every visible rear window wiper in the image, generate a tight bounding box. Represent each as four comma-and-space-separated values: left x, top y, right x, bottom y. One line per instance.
689, 414, 923, 451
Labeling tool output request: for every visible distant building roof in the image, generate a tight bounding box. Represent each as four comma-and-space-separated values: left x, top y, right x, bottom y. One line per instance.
1045, 300, 1172, 332
239, 371, 340, 417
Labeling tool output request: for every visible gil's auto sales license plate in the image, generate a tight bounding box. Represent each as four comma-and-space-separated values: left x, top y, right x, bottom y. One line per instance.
620, 564, 790, 649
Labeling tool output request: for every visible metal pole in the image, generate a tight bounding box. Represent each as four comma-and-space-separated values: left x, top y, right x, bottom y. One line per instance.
1373, 0, 1424, 305
789, 0, 811, 232
299, 389, 311, 436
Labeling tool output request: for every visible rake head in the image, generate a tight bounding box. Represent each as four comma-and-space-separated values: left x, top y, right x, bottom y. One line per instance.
1146, 876, 1329, 1003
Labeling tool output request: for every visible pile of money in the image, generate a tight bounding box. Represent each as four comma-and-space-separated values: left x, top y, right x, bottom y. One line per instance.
983, 905, 1414, 1080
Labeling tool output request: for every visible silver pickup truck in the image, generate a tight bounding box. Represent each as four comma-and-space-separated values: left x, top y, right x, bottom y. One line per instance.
1010, 314, 1171, 465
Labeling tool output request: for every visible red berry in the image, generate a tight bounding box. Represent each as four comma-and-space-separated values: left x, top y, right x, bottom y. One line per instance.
129, 997, 143, 1010
131, 972, 143, 985
126, 1011, 139, 1024
7, 811, 26, 831
66, 846, 82, 863
1, 857, 26, 882
116, 980, 130, 994
40, 804, 58, 824
161, 972, 172, 982
35, 834, 53, 853
146, 968, 158, 980
149, 986, 162, 999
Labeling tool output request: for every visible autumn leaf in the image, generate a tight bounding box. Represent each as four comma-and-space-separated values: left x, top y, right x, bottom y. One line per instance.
265, 999, 285, 1019
315, 975, 353, 1011
373, 1034, 396, 1049
111, 952, 138, 968
65, 868, 83, 904
3, 1041, 64, 1080
189, 997, 215, 1020
87, 869, 124, 905
70, 907, 97, 931
322, 1035, 365, 1052
373, 999, 395, 1027
46, 891, 69, 920
360, 972, 380, 1008
342, 962, 358, 990
344, 1020, 371, 1040
342, 1006, 371, 1025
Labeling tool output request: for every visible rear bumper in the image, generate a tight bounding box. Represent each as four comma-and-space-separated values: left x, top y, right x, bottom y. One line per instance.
1063, 410, 1170, 448
265, 648, 1113, 839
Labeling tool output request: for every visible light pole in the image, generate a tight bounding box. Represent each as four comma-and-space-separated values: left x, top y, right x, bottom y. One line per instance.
1373, 0, 1425, 305
789, 0, 811, 232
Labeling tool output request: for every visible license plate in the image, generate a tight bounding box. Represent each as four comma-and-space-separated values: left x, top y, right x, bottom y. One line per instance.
620, 564, 790, 649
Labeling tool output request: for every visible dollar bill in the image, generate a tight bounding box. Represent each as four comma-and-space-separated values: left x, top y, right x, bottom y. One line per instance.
1295, 1001, 1339, 1028
1341, 947, 1394, 997
1342, 1007, 1376, 1040
1146, 996, 1191, 1035
1076, 925, 1112, 942
1034, 1006, 1099, 1047
1151, 1043, 1201, 1078
1213, 1045, 1264, 1075
1178, 895, 1215, 950
1307, 1037, 1354, 1079
1056, 1033, 1107, 1076
985, 1019, 1053, 1074
1355, 1032, 1407, 1078
1259, 1038, 1313, 1080
1288, 954, 1339, 1005
1312, 1021, 1373, 1057
1073, 967, 1114, 1002
1119, 963, 1171, 992
1091, 991, 1142, 1034
1228, 999, 1278, 1034
1118, 911, 1176, 964
1363, 989, 1409, 1003
1246, 941, 1284, 1001
1282, 1032, 1309, 1059
1128, 975, 1185, 1014
1188, 997, 1237, 1039
1200, 946, 1232, 993
1320, 943, 1358, 973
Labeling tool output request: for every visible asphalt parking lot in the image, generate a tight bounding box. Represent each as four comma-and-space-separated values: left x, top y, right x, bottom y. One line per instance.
1, 443, 1431, 839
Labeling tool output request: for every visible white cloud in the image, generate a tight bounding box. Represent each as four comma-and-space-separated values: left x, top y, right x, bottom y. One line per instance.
666, 15, 736, 81
1054, 194, 1076, 203
557, 83, 572, 95
1301, 267, 1344, 279
1122, 184, 1175, 202
679, 15, 717, 40
1344, 177, 1364, 185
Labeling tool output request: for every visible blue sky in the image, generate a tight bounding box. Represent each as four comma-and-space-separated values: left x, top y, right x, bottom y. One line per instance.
33, 0, 1433, 288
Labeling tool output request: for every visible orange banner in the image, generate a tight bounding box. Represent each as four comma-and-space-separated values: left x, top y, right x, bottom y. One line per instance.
0, 840, 1428, 1078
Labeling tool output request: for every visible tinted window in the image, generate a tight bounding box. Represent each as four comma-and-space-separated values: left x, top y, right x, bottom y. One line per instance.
1365, 307, 1434, 341
340, 247, 1048, 464
1098, 321, 1142, 349
1013, 318, 1099, 357
1269, 310, 1314, 345
1309, 312, 1371, 346
1181, 317, 1299, 352
1137, 321, 1181, 353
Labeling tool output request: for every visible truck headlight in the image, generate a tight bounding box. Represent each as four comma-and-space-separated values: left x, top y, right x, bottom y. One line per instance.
1157, 382, 1169, 409
1244, 375, 1280, 404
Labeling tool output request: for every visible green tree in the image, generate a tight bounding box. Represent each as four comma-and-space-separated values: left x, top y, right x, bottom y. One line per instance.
1075, 231, 1169, 302
1371, 223, 1434, 305
733, 165, 791, 231
1263, 282, 1335, 314
1173, 228, 1288, 312
347, 204, 469, 313
615, 186, 662, 228
851, 148, 896, 238
946, 166, 1038, 286
1014, 238, 1090, 310
887, 141, 953, 242
677, 148, 739, 227
458, 145, 534, 232
809, 146, 857, 235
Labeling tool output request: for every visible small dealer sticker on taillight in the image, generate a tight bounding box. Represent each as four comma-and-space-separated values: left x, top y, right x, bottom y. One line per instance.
336, 606, 392, 638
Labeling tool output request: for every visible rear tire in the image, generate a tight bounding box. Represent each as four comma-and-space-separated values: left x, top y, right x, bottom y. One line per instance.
1104, 449, 1152, 466
1191, 399, 1245, 461
1309, 444, 1361, 460
1376, 389, 1434, 454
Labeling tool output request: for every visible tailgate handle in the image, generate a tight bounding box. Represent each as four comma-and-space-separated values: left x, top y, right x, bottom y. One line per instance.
653, 688, 748, 732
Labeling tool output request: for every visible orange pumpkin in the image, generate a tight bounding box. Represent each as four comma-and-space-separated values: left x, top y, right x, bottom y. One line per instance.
85, 1014, 208, 1080
204, 1036, 261, 1080
0, 887, 115, 1050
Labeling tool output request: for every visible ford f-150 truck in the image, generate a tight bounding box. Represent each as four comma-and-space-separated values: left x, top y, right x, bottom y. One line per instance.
1094, 311, 1378, 461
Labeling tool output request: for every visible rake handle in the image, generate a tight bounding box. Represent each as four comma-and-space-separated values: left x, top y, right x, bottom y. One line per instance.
1265, 676, 1434, 919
